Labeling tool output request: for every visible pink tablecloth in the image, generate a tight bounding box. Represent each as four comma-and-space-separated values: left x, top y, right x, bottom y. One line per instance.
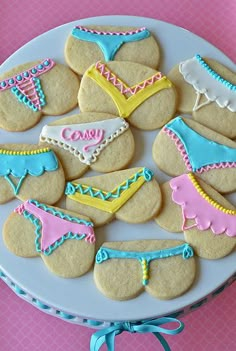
0, 1, 235, 350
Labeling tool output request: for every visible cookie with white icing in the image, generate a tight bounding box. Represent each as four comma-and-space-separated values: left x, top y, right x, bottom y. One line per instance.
152, 116, 236, 193
65, 25, 161, 75
155, 174, 236, 259
3, 200, 95, 278
0, 59, 80, 131
94, 240, 196, 300
168, 55, 236, 138
65, 167, 162, 226
79, 61, 177, 130
39, 112, 135, 180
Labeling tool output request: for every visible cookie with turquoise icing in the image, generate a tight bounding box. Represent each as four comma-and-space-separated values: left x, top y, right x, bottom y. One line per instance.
155, 174, 236, 259
65, 167, 162, 226
3, 200, 95, 278
94, 240, 196, 300
39, 112, 135, 180
152, 116, 236, 193
168, 55, 236, 138
0, 59, 80, 131
65, 25, 161, 75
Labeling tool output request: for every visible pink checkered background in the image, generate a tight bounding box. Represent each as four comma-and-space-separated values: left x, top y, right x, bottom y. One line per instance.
0, 0, 235, 350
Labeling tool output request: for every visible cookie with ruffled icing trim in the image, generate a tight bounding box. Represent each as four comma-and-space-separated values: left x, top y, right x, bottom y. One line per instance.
65, 25, 161, 75
39, 112, 135, 180
0, 59, 80, 131
65, 167, 162, 226
155, 174, 236, 259
3, 200, 95, 278
168, 55, 236, 138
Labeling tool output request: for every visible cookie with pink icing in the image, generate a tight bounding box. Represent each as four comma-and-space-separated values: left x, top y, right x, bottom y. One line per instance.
79, 61, 177, 130
3, 200, 96, 278
152, 116, 236, 193
0, 59, 80, 131
65, 25, 161, 75
168, 55, 236, 138
39, 112, 135, 180
155, 173, 236, 259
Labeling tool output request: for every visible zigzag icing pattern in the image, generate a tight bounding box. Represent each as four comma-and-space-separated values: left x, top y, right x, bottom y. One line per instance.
75, 26, 147, 36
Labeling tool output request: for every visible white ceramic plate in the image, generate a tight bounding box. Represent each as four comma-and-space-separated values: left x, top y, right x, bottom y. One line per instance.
0, 15, 235, 325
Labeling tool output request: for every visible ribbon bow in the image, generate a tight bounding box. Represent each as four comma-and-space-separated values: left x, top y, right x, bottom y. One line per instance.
90, 317, 184, 351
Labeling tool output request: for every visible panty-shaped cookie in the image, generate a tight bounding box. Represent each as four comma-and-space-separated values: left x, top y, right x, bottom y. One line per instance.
168, 55, 236, 138
65, 25, 160, 75
153, 116, 236, 193
155, 173, 236, 259
0, 59, 80, 131
78, 61, 177, 130
94, 240, 195, 300
39, 112, 135, 180
3, 200, 96, 278
0, 144, 65, 204
65, 167, 161, 226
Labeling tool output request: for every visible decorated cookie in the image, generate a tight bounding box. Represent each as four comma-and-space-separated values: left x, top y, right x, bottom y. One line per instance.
65, 25, 161, 75
65, 167, 162, 226
0, 59, 80, 131
78, 61, 177, 130
0, 144, 65, 204
3, 200, 95, 278
155, 174, 236, 259
39, 112, 135, 180
94, 240, 195, 300
168, 55, 236, 138
153, 116, 236, 193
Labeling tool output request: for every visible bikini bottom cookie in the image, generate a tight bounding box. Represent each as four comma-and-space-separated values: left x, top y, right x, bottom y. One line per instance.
0, 59, 80, 131
65, 167, 162, 226
39, 112, 135, 180
155, 174, 236, 259
3, 200, 96, 278
153, 116, 236, 193
94, 240, 196, 300
168, 54, 236, 138
0, 144, 65, 205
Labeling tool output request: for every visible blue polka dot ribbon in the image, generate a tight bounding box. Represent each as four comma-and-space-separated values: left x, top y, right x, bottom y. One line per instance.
90, 317, 184, 351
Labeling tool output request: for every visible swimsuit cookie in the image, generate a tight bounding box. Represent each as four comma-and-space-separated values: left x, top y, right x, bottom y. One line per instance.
168, 55, 236, 138
153, 116, 236, 193
94, 240, 195, 300
65, 25, 160, 75
65, 167, 162, 226
79, 61, 177, 130
0, 144, 65, 204
0, 59, 80, 131
3, 200, 96, 278
39, 112, 135, 180
155, 174, 236, 259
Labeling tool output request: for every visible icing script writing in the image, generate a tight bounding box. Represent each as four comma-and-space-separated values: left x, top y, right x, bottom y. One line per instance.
61, 128, 105, 152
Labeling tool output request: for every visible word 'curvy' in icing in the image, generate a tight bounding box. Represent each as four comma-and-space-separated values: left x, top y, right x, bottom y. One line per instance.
96, 243, 194, 286
0, 148, 58, 195
163, 117, 236, 173
14, 200, 95, 255
65, 167, 153, 213
0, 59, 55, 112
86, 62, 172, 118
179, 54, 236, 112
72, 26, 150, 61
40, 117, 129, 165
170, 173, 236, 237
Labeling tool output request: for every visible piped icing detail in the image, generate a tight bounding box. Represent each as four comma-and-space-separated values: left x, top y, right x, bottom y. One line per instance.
179, 54, 236, 112
14, 200, 95, 255
65, 168, 153, 213
0, 59, 55, 111
163, 117, 236, 173
170, 173, 236, 236
40, 117, 129, 165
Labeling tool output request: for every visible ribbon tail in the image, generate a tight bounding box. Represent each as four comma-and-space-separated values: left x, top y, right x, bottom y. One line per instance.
90, 326, 119, 351
153, 332, 171, 351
